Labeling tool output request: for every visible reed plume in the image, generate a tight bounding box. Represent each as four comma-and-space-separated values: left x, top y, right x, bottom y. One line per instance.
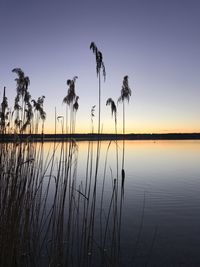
63, 76, 78, 134
32, 95, 46, 134
12, 68, 33, 133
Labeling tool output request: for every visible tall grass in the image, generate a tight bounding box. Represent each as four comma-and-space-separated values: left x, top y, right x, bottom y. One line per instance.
0, 44, 132, 266
0, 140, 124, 266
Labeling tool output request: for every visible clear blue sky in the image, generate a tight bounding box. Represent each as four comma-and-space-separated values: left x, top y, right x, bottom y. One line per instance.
0, 0, 200, 133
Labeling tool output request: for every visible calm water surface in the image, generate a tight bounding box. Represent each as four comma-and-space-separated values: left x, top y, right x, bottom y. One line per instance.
44, 140, 200, 266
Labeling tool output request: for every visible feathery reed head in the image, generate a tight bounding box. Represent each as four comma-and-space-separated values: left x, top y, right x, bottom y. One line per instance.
32, 95, 46, 121
73, 96, 79, 111
12, 68, 30, 92
118, 75, 132, 103
90, 42, 106, 81
63, 76, 78, 105
106, 98, 117, 117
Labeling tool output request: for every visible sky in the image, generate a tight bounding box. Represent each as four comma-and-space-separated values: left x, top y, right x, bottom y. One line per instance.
0, 0, 200, 134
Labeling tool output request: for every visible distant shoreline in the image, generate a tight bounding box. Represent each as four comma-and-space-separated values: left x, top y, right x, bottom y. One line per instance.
0, 133, 200, 142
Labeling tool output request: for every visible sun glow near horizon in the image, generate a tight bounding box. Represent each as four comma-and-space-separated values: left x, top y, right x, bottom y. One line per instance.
43, 120, 200, 135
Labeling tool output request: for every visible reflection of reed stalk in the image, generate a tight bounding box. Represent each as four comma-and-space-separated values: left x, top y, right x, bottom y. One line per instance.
100, 140, 112, 247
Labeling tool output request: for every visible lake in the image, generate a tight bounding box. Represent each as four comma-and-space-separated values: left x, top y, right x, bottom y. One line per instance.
1, 139, 199, 266
117, 140, 200, 266
40, 140, 200, 266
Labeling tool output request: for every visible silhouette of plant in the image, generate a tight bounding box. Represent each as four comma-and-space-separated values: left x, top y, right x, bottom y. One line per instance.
106, 98, 117, 123
63, 76, 78, 134
57, 115, 64, 133
90, 42, 106, 135
106, 97, 119, 194
118, 75, 131, 136
0, 48, 127, 267
89, 42, 107, 263
118, 76, 131, 103
12, 68, 33, 133
63, 76, 78, 106
73, 96, 79, 133
118, 75, 132, 188
73, 96, 79, 112
90, 42, 106, 81
32, 96, 46, 134
0, 87, 9, 134
90, 105, 96, 133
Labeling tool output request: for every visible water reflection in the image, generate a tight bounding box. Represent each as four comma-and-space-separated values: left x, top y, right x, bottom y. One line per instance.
40, 140, 200, 266
1, 140, 196, 265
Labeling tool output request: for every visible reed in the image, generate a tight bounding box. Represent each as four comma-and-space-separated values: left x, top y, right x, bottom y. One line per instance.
0, 119, 122, 267
0, 44, 132, 266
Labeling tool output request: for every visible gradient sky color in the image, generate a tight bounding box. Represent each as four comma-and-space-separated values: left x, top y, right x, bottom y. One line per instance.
0, 0, 200, 133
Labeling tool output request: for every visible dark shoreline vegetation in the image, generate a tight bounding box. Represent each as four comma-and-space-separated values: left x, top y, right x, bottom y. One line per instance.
1, 133, 200, 142
0, 43, 134, 266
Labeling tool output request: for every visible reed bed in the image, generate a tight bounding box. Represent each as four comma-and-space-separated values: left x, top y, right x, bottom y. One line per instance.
0, 137, 126, 267
0, 42, 132, 266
